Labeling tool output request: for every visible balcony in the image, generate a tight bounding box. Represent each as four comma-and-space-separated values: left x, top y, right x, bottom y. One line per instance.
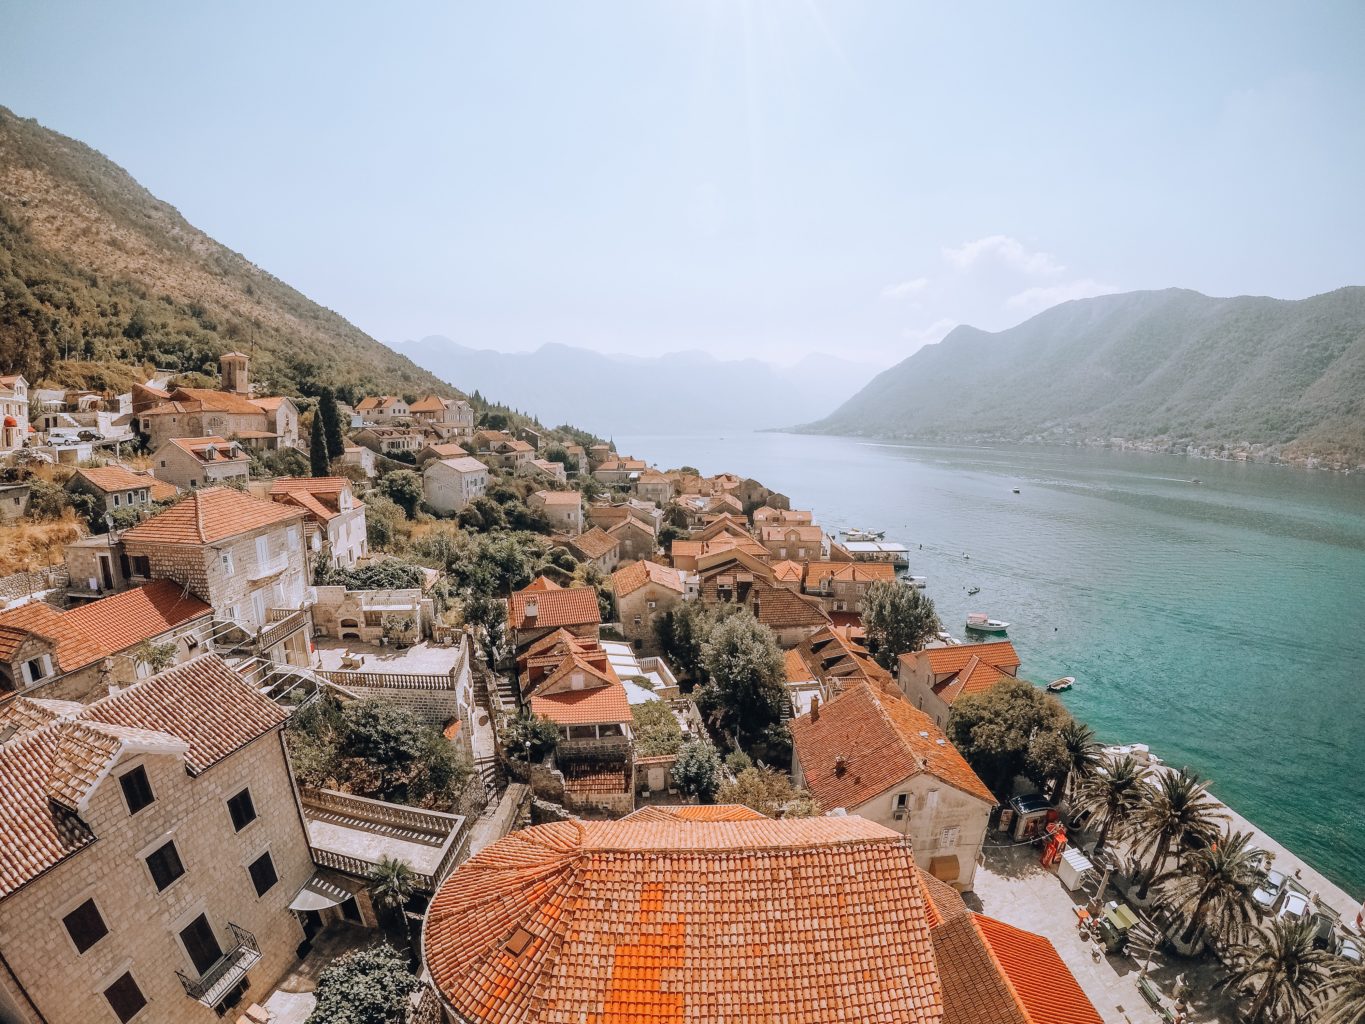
176, 923, 260, 1007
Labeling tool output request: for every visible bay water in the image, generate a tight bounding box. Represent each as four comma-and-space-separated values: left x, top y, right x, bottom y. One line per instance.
615, 432, 1365, 898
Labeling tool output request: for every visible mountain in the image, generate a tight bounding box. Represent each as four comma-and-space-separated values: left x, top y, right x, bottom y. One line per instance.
799, 288, 1365, 466
0, 105, 460, 403
392, 338, 880, 436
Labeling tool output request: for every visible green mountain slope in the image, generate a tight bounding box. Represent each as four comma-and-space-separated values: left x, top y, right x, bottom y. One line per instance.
0, 105, 457, 403
800, 288, 1365, 466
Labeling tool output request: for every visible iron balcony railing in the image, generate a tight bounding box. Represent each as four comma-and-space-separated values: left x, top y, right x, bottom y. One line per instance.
175, 922, 261, 1006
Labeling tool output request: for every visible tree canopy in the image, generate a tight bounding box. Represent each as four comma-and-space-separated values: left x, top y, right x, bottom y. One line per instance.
696, 612, 788, 749
306, 944, 416, 1024
862, 580, 939, 668
946, 678, 1071, 796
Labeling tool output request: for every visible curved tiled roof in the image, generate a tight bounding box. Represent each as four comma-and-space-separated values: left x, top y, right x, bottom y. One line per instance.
121, 487, 303, 545
424, 816, 944, 1024
508, 586, 600, 631
610, 560, 683, 598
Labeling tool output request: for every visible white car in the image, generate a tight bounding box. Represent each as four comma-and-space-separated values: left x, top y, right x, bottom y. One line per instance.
1253, 869, 1286, 911
1341, 935, 1362, 963
1277, 891, 1311, 923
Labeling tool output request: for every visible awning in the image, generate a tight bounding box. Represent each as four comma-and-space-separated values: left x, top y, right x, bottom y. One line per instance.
928, 855, 961, 882
289, 872, 355, 912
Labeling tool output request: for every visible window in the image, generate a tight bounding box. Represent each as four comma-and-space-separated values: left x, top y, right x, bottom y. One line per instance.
248, 851, 278, 896
21, 655, 54, 685
221, 551, 234, 574
893, 793, 909, 820
255, 535, 270, 565
179, 914, 223, 975
939, 826, 961, 849
62, 898, 108, 954
130, 556, 151, 577
145, 840, 185, 891
287, 526, 300, 551
119, 766, 155, 814
112, 493, 121, 507
103, 972, 146, 1023
227, 788, 256, 831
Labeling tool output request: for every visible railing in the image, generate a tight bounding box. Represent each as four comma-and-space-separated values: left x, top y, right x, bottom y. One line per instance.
300, 787, 463, 836
257, 607, 311, 652
315, 669, 455, 691
176, 923, 260, 1006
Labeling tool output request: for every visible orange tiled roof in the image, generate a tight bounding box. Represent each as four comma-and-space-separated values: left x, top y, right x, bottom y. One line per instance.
169, 386, 267, 416
530, 677, 633, 726
770, 560, 804, 582
933, 656, 1011, 704
423, 442, 470, 458
121, 487, 303, 546
0, 654, 285, 899
568, 527, 619, 561
248, 395, 291, 411
423, 816, 945, 1024
623, 804, 769, 823
508, 586, 601, 632
268, 476, 349, 495
610, 560, 683, 598
784, 648, 816, 684
68, 465, 152, 494
804, 561, 897, 587
166, 435, 250, 463
912, 641, 1021, 676
409, 395, 447, 413
758, 524, 824, 543
533, 490, 581, 506
791, 681, 996, 809
0, 581, 210, 674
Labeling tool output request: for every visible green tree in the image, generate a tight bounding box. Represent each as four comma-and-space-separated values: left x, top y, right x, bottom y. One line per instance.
946, 678, 1070, 795
369, 856, 417, 948
342, 700, 426, 767
543, 443, 571, 468
631, 700, 683, 757
1076, 754, 1144, 855
1222, 918, 1331, 1024
1129, 767, 1223, 900
319, 387, 346, 460
717, 766, 820, 818
305, 943, 416, 1024
463, 591, 507, 665
1055, 719, 1103, 805
1156, 827, 1265, 949
698, 612, 787, 748
26, 479, 70, 520
133, 639, 179, 675
503, 714, 560, 762
862, 580, 939, 669
363, 494, 405, 550
672, 740, 722, 802
379, 469, 424, 518
309, 414, 330, 477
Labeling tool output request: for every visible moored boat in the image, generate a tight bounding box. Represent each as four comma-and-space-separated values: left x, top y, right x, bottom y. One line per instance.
1047, 676, 1075, 692
965, 613, 1009, 634
967, 585, 980, 595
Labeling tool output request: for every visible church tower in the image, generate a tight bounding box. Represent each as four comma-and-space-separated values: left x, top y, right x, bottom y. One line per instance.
220, 351, 250, 395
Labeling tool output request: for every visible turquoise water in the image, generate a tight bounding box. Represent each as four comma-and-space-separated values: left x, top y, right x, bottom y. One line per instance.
615, 432, 1365, 898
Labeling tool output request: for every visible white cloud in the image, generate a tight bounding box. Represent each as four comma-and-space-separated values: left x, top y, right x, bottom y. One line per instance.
880, 276, 929, 300
1006, 278, 1119, 314
942, 234, 1064, 276
900, 317, 958, 350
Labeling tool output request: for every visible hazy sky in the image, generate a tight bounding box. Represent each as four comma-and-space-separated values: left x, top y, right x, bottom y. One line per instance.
3, 2, 1363, 367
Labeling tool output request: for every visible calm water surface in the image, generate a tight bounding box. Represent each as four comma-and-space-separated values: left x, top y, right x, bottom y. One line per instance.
616, 432, 1365, 897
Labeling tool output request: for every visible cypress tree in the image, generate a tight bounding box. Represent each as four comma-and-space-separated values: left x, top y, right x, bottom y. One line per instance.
319, 388, 345, 460
309, 415, 329, 477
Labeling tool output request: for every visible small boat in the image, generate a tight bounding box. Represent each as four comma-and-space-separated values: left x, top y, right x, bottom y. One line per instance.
902, 575, 927, 589
967, 585, 980, 595
842, 528, 886, 542
1047, 676, 1075, 693
1012, 487, 1021, 494
966, 613, 1009, 634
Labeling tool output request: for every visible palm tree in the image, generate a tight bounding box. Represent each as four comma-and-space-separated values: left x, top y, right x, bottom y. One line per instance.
1054, 720, 1103, 806
1318, 960, 1365, 1024
1155, 827, 1264, 949
1077, 753, 1144, 855
1130, 767, 1224, 900
370, 856, 417, 947
1222, 918, 1331, 1022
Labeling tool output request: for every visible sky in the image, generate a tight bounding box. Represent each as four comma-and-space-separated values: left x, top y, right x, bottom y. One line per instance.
2, 2, 1363, 368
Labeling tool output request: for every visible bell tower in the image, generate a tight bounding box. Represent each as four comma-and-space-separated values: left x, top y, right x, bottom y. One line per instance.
220, 352, 250, 395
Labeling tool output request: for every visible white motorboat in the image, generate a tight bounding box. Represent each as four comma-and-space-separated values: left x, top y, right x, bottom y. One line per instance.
965, 613, 1009, 634
1047, 676, 1075, 693
842, 528, 886, 542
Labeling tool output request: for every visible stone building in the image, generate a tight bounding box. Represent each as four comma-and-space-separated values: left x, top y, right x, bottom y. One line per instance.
801, 561, 897, 616
408, 396, 474, 440
64, 465, 155, 517
609, 560, 685, 652
267, 477, 368, 568
422, 456, 488, 514
790, 680, 996, 890
896, 640, 1021, 729
0, 656, 316, 1023
134, 355, 298, 452
528, 490, 583, 535
350, 426, 424, 456
565, 527, 620, 574
150, 436, 251, 491
506, 578, 600, 654
0, 374, 30, 452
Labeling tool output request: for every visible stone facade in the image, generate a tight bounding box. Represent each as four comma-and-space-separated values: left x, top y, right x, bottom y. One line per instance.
423, 457, 488, 514
614, 579, 682, 652
151, 439, 250, 491
0, 374, 30, 452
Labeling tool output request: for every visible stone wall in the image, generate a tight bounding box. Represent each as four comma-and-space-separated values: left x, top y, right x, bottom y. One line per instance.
0, 565, 67, 603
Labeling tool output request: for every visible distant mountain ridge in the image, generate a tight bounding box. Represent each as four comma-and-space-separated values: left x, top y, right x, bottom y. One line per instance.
393, 337, 879, 436
0, 105, 462, 403
798, 288, 1365, 467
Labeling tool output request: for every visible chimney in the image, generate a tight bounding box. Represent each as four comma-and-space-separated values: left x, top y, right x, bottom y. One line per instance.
524, 597, 539, 619
834, 754, 847, 777
810, 695, 820, 722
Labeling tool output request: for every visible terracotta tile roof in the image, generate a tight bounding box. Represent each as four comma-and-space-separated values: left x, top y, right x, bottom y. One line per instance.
784, 648, 816, 684
791, 681, 996, 809
423, 442, 470, 458
409, 395, 447, 413
169, 386, 268, 416
918, 868, 970, 929
121, 487, 303, 545
610, 560, 683, 598
0, 654, 285, 899
567, 527, 619, 561
623, 804, 769, 822
268, 476, 349, 495
530, 676, 633, 726
145, 477, 179, 502
523, 576, 562, 593
508, 586, 600, 632
248, 396, 291, 411
68, 465, 152, 494
533, 490, 581, 506
758, 524, 824, 543
934, 656, 1011, 704
165, 435, 250, 464
423, 816, 944, 1024
269, 477, 351, 523
910, 641, 1021, 677
804, 561, 897, 587
770, 559, 804, 582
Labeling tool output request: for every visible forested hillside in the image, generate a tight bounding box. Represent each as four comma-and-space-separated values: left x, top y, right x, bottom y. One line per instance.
800, 288, 1365, 466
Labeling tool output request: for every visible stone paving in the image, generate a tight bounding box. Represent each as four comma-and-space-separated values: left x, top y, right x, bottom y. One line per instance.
974, 839, 1238, 1024
314, 638, 464, 674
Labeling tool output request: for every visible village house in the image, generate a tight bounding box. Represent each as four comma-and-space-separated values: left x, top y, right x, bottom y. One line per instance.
566, 527, 621, 574
268, 477, 368, 568
585, 501, 662, 537
135, 354, 298, 451
422, 456, 489, 514
528, 490, 583, 535
350, 425, 423, 456
669, 531, 771, 572
118, 489, 313, 664
696, 549, 830, 648
592, 456, 647, 486
64, 465, 155, 517
610, 559, 685, 651
758, 523, 825, 562
606, 514, 657, 562
0, 656, 318, 1024
752, 505, 814, 526
632, 469, 674, 506
517, 457, 567, 485
788, 624, 893, 702
486, 437, 534, 470
421, 809, 1102, 1024
150, 435, 251, 490
506, 577, 601, 654
0, 483, 30, 525
310, 585, 429, 645
354, 395, 410, 423
415, 441, 470, 466
897, 640, 1022, 728
0, 373, 30, 451
0, 580, 212, 702
469, 429, 514, 454
770, 559, 804, 590
790, 680, 997, 890
516, 426, 542, 451
802, 560, 898, 616
341, 444, 376, 478
408, 395, 474, 439
561, 443, 588, 474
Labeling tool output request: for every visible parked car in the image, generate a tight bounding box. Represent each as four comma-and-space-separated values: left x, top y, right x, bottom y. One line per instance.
1253, 868, 1286, 911
1341, 934, 1362, 963
1277, 891, 1311, 924
76, 429, 103, 441
1309, 911, 1340, 952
